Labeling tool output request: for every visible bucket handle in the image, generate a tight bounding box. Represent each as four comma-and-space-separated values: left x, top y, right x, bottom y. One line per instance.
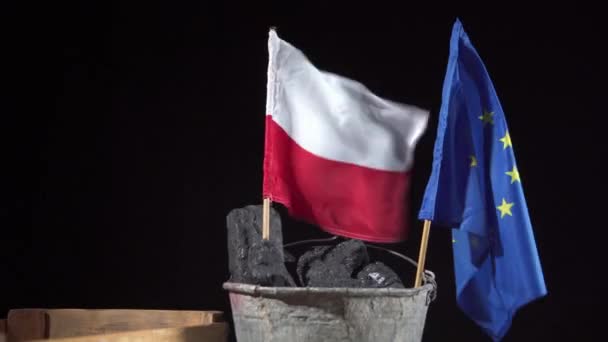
283, 237, 437, 304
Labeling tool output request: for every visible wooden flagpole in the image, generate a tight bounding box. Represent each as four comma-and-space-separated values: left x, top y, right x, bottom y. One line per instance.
414, 219, 432, 287
261, 27, 276, 242
262, 198, 271, 240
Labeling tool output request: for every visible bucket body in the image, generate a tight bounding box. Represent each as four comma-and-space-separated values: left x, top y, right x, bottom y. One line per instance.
224, 281, 434, 342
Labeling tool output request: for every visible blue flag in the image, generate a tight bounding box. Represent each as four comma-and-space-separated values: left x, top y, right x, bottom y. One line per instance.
418, 19, 547, 341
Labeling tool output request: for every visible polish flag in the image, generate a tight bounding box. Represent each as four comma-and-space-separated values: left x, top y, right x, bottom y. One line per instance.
263, 30, 429, 243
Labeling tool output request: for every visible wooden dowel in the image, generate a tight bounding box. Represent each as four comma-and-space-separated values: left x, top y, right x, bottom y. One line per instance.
262, 198, 271, 240
414, 220, 432, 287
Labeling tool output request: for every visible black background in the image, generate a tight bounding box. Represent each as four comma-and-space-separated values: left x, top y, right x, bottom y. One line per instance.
2, 3, 605, 341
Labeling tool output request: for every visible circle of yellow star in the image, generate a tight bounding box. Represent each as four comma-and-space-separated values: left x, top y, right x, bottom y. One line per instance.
470, 155, 478, 167
505, 166, 520, 183
500, 131, 512, 149
478, 110, 494, 125
496, 198, 514, 218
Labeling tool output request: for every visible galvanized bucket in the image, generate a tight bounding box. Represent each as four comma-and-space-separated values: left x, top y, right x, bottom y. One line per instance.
223, 257, 436, 342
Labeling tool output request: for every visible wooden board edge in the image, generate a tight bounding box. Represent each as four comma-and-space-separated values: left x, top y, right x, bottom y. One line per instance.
29, 323, 229, 342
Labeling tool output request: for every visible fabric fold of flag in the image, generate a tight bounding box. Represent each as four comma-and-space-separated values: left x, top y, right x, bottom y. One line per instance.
418, 19, 547, 341
263, 29, 429, 243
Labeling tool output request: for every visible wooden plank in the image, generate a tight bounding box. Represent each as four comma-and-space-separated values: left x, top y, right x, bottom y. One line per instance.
1, 319, 7, 342
46, 309, 223, 338
30, 323, 228, 342
6, 309, 47, 340
7, 309, 223, 340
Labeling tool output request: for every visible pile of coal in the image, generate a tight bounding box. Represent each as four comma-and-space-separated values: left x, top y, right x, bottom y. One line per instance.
296, 239, 404, 288
226, 205, 404, 288
226, 205, 295, 286
357, 262, 404, 288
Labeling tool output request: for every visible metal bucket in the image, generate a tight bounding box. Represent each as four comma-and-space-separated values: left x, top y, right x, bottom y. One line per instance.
223, 269, 436, 342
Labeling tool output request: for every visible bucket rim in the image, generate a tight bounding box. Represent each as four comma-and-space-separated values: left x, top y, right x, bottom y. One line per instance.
223, 281, 434, 298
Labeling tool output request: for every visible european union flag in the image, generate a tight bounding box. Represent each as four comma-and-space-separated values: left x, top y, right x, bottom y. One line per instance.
418, 19, 547, 341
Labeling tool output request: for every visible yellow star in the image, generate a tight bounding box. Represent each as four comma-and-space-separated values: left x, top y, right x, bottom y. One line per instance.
478, 110, 494, 125
500, 131, 512, 149
470, 155, 478, 167
496, 198, 514, 218
452, 239, 457, 243
505, 166, 521, 184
